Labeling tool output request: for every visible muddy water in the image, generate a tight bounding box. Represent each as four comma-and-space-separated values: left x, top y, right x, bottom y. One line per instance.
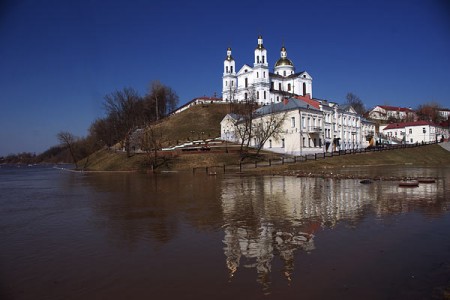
1, 165, 449, 299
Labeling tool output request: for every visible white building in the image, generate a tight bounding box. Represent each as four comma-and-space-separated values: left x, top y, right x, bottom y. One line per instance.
221, 95, 376, 155
368, 105, 416, 121
222, 35, 312, 105
380, 121, 448, 144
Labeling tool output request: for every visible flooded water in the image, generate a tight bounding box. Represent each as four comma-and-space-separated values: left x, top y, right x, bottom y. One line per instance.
1, 165, 449, 299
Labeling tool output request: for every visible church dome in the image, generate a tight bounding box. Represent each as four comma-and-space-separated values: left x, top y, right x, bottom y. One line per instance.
275, 45, 294, 67
275, 57, 294, 67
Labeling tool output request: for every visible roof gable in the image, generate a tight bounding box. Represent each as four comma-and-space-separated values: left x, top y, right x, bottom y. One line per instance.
236, 64, 253, 75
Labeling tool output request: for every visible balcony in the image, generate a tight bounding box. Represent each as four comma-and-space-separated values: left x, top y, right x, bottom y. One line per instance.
308, 126, 322, 133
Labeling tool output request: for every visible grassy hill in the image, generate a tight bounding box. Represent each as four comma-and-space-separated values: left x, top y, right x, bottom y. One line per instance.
79, 103, 450, 173
152, 103, 231, 147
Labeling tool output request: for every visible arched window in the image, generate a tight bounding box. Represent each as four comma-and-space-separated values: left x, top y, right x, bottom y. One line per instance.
257, 56, 260, 63
303, 82, 306, 95
288, 83, 291, 91
262, 56, 265, 63
231, 66, 233, 73
257, 91, 259, 99
245, 78, 248, 88
279, 83, 282, 90
226, 66, 229, 73
283, 71, 286, 76
245, 93, 248, 100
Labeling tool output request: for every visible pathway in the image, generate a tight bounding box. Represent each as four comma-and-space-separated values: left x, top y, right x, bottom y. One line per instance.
439, 141, 450, 152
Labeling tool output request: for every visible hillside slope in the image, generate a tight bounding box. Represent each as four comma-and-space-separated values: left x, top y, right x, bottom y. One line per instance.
153, 103, 231, 146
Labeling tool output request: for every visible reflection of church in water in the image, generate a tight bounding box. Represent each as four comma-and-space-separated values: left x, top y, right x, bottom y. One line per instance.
221, 176, 378, 288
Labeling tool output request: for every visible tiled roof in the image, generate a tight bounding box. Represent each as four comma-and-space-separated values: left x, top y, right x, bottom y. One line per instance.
378, 105, 413, 112
383, 120, 437, 130
294, 94, 320, 109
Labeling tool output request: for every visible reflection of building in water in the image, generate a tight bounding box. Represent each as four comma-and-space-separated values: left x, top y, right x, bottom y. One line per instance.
221, 176, 376, 289
221, 175, 449, 289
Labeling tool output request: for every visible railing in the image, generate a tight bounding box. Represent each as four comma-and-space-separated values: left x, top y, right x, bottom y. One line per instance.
192, 140, 441, 174
308, 126, 322, 133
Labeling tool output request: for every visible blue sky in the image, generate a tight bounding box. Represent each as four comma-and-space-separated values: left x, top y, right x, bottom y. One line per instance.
1, 0, 449, 156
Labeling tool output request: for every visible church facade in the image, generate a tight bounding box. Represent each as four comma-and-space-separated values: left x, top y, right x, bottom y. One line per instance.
222, 35, 312, 105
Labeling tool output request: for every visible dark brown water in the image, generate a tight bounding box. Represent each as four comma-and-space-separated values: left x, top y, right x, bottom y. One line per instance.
1, 165, 449, 299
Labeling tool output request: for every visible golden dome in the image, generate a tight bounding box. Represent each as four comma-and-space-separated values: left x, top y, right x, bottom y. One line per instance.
275, 57, 293, 67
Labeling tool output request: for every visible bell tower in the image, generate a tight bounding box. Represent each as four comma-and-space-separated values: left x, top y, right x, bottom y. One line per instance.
222, 47, 237, 101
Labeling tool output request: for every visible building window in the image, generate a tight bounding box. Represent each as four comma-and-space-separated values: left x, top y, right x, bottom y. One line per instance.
257, 91, 259, 99
277, 96, 280, 102
257, 72, 259, 78
410, 138, 413, 143
303, 137, 306, 147
288, 83, 291, 91
271, 82, 274, 89
302, 117, 305, 128
231, 66, 233, 73
269, 139, 272, 148
291, 117, 295, 128
225, 81, 228, 87
283, 71, 286, 76
303, 82, 306, 95
231, 81, 234, 86
423, 128, 426, 133
257, 56, 260, 63
281, 139, 285, 148
264, 91, 266, 99
226, 66, 229, 73
244, 93, 247, 100
279, 83, 282, 91
245, 78, 248, 88
262, 56, 265, 63
263, 72, 266, 78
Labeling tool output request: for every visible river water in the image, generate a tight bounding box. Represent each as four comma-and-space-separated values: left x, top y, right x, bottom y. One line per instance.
0, 165, 449, 299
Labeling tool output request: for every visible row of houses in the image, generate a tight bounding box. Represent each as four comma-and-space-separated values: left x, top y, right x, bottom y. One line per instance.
221, 94, 376, 155
219, 97, 449, 155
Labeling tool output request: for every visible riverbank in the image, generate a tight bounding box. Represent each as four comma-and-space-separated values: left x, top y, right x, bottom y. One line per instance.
78, 143, 450, 179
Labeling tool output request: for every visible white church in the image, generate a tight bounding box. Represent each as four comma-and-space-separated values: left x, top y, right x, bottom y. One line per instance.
222, 35, 313, 104
220, 35, 377, 155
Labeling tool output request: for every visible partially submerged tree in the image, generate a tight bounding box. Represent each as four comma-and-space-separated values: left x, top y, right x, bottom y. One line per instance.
57, 131, 79, 167
140, 125, 166, 170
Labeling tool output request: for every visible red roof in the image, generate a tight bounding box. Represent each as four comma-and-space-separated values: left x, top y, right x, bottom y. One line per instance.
378, 105, 413, 112
294, 94, 320, 109
383, 120, 437, 130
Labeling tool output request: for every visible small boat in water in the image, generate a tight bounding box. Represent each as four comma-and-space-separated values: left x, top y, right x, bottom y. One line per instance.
399, 180, 419, 187
360, 179, 373, 184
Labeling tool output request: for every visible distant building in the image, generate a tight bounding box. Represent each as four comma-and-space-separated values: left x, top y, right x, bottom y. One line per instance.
368, 105, 416, 121
222, 35, 313, 105
438, 108, 450, 120
380, 120, 448, 144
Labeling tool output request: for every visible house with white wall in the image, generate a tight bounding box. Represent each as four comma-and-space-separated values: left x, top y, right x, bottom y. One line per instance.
368, 105, 416, 121
380, 121, 448, 144
221, 95, 376, 155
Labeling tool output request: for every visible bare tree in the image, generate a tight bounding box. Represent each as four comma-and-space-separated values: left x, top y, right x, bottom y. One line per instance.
103, 87, 144, 156
140, 125, 166, 170
416, 102, 443, 123
345, 93, 366, 116
145, 81, 179, 121
253, 108, 287, 155
57, 131, 79, 168
232, 88, 259, 156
